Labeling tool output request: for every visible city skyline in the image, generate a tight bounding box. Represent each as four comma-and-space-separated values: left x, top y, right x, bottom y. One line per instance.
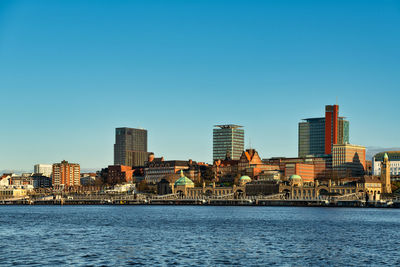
1, 0, 400, 169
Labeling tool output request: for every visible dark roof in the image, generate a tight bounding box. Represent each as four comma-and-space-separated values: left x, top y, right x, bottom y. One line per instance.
361, 176, 382, 183
374, 151, 400, 161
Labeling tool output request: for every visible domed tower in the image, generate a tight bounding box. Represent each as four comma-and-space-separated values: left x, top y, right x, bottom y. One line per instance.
381, 153, 391, 193
173, 170, 195, 196
289, 175, 303, 187
239, 175, 252, 186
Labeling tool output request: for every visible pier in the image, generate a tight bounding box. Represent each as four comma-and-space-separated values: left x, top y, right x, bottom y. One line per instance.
1, 193, 398, 208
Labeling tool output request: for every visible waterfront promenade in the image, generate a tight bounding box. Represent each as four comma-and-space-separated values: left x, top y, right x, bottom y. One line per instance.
1, 193, 399, 208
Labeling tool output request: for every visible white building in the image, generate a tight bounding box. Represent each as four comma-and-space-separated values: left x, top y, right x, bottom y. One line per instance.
0, 175, 10, 187
34, 164, 53, 177
372, 151, 400, 176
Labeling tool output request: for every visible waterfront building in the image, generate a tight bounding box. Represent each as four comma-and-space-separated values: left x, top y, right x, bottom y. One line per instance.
80, 173, 98, 186
362, 176, 383, 201
52, 160, 80, 188
213, 125, 244, 161
31, 174, 52, 188
114, 127, 150, 167
144, 156, 201, 184
298, 105, 349, 157
106, 165, 134, 185
238, 149, 280, 178
372, 151, 400, 176
34, 164, 53, 177
10, 174, 34, 187
284, 163, 315, 183
264, 155, 332, 179
169, 171, 246, 198
0, 174, 10, 187
0, 188, 27, 199
332, 144, 366, 177
172, 171, 195, 196
213, 158, 239, 183
249, 175, 381, 201
245, 180, 280, 196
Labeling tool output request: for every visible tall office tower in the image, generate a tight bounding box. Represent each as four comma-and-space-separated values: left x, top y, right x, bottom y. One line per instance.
114, 127, 149, 167
298, 105, 349, 157
52, 160, 80, 187
213, 125, 244, 161
325, 105, 339, 155
34, 164, 53, 177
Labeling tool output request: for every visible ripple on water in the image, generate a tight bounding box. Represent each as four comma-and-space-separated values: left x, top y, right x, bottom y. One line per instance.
0, 206, 399, 266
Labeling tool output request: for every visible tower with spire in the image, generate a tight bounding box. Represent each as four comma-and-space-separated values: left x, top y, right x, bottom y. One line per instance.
381, 153, 391, 194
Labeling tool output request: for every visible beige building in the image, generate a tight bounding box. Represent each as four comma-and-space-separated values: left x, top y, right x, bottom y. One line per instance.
0, 188, 27, 199
332, 144, 366, 177
170, 171, 246, 198
276, 174, 387, 202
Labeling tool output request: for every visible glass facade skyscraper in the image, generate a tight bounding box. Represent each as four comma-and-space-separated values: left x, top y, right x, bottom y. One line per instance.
298, 105, 349, 157
298, 118, 326, 157
213, 125, 244, 161
114, 127, 149, 167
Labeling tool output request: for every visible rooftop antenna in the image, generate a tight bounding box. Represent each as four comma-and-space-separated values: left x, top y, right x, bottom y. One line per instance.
336, 96, 338, 106
248, 138, 252, 150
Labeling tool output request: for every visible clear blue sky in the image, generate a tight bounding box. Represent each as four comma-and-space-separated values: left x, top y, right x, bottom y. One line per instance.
1, 0, 399, 170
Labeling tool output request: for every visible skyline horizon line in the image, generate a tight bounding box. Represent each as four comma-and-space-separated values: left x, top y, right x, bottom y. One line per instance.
2, 106, 399, 170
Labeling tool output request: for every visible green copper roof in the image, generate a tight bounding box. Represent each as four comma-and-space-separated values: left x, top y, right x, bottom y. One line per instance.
239, 175, 252, 181
290, 174, 302, 180
174, 177, 194, 186
174, 170, 194, 186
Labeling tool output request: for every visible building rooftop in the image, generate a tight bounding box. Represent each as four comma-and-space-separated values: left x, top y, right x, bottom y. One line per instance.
289, 174, 302, 180
374, 151, 400, 161
301, 117, 347, 122
174, 171, 194, 186
239, 175, 252, 181
214, 124, 243, 129
361, 176, 382, 183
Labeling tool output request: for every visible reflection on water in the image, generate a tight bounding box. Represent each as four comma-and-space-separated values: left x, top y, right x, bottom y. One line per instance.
0, 206, 399, 266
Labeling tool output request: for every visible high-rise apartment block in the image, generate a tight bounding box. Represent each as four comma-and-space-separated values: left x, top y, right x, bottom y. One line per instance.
114, 127, 149, 167
34, 164, 53, 177
298, 105, 349, 157
52, 160, 80, 187
213, 125, 244, 161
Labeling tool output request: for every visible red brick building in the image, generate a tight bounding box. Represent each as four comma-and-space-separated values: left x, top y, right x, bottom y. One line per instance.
107, 165, 134, 185
285, 163, 315, 183
239, 149, 280, 177
52, 160, 80, 188
264, 156, 332, 179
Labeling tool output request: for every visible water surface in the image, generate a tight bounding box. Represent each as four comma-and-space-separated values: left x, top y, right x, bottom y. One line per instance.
0, 206, 399, 266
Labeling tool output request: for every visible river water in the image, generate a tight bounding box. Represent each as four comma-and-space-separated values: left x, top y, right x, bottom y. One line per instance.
0, 206, 399, 266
